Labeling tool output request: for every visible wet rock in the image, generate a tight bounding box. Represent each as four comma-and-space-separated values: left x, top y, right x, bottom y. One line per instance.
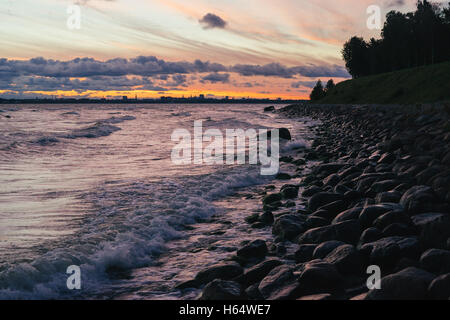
245, 283, 264, 300
264, 106, 275, 112
275, 172, 291, 180
365, 267, 435, 300
316, 200, 348, 219
428, 273, 450, 300
235, 259, 283, 287
279, 128, 292, 140
263, 193, 282, 205
298, 260, 344, 295
272, 214, 306, 241
280, 185, 299, 199
258, 211, 274, 225
237, 240, 268, 260
308, 192, 343, 212
420, 249, 450, 274
258, 265, 295, 299
302, 186, 322, 197
195, 263, 244, 285
199, 279, 244, 300
312, 240, 345, 259
294, 244, 318, 263
245, 213, 259, 224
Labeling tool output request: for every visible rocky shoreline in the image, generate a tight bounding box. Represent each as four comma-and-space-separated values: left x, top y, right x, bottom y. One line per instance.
181, 103, 450, 300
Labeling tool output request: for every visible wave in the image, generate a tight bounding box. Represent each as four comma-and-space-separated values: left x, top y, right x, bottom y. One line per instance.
0, 165, 270, 299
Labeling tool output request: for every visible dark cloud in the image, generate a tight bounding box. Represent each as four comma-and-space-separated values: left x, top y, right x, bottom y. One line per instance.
385, 0, 405, 8
0, 56, 350, 95
199, 13, 227, 29
290, 64, 349, 78
291, 80, 318, 89
231, 63, 295, 78
201, 73, 230, 83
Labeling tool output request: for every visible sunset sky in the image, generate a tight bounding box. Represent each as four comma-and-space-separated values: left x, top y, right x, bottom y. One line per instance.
0, 0, 440, 99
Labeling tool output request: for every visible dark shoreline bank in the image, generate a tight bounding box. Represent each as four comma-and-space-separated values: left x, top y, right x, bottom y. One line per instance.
184, 103, 450, 300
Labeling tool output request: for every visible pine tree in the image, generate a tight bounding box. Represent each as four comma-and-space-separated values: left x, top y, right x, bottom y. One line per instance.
310, 80, 325, 101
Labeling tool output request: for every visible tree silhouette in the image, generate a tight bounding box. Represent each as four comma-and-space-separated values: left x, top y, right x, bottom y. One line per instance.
310, 80, 325, 101
342, 1, 450, 78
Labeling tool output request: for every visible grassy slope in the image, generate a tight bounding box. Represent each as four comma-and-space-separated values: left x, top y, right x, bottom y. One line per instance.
319, 61, 450, 104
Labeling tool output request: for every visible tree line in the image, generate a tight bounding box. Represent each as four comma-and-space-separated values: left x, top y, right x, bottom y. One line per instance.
342, 0, 450, 78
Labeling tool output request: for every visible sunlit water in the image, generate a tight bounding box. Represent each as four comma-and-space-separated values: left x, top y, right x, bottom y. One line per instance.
0, 104, 314, 299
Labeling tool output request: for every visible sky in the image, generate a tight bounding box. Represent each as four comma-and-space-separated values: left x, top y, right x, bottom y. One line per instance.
0, 0, 440, 99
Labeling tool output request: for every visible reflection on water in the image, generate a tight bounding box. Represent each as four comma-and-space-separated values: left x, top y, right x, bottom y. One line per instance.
0, 104, 312, 299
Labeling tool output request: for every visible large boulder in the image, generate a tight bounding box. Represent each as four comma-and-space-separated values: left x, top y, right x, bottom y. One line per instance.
294, 244, 318, 263
420, 249, 450, 274
332, 207, 363, 224
279, 128, 292, 140
308, 192, 343, 212
400, 185, 440, 215
298, 220, 362, 245
418, 214, 450, 249
237, 240, 268, 260
359, 236, 421, 268
195, 263, 244, 285
358, 203, 403, 228
199, 280, 244, 300
298, 260, 344, 295
324, 244, 366, 275
428, 273, 450, 300
235, 259, 283, 287
258, 265, 295, 299
272, 214, 306, 241
312, 240, 345, 259
365, 267, 435, 300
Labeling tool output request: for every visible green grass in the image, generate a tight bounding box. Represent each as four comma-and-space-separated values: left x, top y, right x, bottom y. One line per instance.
319, 61, 450, 104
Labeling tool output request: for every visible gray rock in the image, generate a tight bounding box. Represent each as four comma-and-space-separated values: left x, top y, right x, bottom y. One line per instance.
237, 240, 268, 260
324, 244, 366, 275
272, 214, 306, 241
195, 263, 244, 285
428, 273, 450, 300
308, 192, 343, 212
332, 207, 363, 224
360, 236, 421, 267
294, 244, 318, 263
419, 214, 450, 249
298, 260, 344, 295
235, 259, 283, 287
400, 185, 439, 215
358, 203, 403, 228
258, 265, 295, 299
199, 279, 244, 300
365, 267, 435, 300
420, 249, 450, 274
312, 240, 345, 259
359, 227, 382, 245
373, 210, 412, 230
